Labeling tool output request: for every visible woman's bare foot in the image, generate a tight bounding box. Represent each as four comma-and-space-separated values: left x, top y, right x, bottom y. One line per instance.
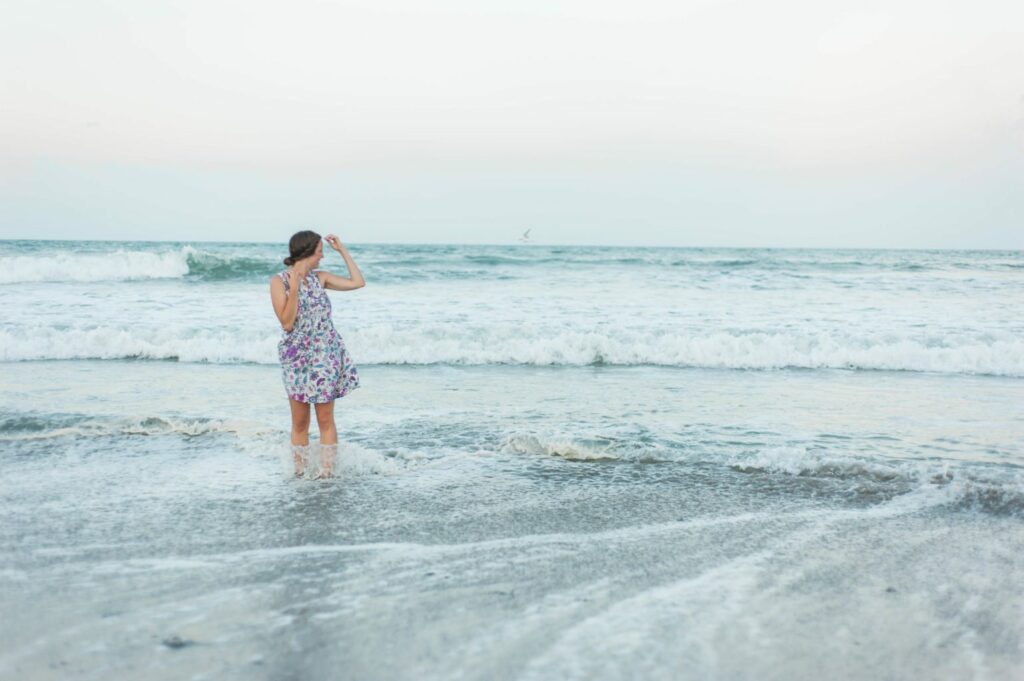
292, 444, 309, 477
318, 443, 337, 479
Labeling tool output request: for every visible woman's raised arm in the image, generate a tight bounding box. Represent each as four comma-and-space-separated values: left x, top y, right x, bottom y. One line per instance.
319, 235, 365, 291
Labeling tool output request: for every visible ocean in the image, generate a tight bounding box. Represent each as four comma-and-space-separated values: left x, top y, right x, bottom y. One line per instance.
1, 239, 1022, 680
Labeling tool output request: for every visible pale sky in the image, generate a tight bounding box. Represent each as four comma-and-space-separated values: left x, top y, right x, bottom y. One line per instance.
1, 0, 1022, 248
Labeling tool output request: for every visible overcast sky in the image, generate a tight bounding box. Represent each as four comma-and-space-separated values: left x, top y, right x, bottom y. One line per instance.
1, 0, 1021, 247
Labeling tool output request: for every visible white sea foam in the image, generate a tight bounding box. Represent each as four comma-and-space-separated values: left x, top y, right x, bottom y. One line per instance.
2, 325, 1022, 376
281, 441, 404, 479
500, 433, 618, 461
0, 327, 279, 363
727, 444, 1024, 515
0, 414, 282, 441
727, 445, 912, 481
514, 484, 1001, 681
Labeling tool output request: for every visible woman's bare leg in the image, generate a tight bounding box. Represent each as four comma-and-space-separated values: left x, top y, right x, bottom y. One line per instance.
314, 400, 338, 478
289, 399, 312, 475
314, 401, 337, 445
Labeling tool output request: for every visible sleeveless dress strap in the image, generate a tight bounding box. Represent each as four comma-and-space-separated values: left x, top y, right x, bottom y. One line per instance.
279, 270, 322, 292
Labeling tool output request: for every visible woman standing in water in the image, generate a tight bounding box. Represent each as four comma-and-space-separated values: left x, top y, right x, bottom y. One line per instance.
270, 231, 364, 478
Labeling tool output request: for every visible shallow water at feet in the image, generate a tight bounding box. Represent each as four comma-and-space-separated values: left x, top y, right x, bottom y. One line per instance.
1, 361, 1022, 680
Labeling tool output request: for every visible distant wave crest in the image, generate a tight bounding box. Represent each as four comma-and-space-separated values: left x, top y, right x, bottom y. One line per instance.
3, 245, 1021, 284
0, 247, 278, 283
0, 249, 191, 283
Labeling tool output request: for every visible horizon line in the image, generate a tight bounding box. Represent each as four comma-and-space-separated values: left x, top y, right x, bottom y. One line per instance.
0, 236, 1021, 253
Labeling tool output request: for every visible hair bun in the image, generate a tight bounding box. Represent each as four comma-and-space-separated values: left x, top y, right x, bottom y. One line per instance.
284, 230, 320, 270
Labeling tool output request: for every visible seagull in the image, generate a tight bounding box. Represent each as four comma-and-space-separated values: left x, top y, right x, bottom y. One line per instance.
518, 229, 532, 243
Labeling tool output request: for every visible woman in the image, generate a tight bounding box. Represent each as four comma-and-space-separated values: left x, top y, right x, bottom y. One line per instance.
270, 230, 364, 478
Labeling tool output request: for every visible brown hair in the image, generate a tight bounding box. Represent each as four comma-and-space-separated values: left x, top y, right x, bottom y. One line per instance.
283, 230, 321, 266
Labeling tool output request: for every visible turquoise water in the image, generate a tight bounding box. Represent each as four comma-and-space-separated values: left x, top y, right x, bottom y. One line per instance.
2, 240, 1022, 373
1, 240, 1022, 679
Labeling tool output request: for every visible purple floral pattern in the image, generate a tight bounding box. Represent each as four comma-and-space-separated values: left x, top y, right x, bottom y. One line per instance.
277, 271, 361, 403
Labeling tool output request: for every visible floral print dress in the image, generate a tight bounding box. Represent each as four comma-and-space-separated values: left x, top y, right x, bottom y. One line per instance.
277, 270, 361, 403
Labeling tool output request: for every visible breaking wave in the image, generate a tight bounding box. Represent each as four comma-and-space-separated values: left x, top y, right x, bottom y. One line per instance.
0, 246, 279, 283
2, 326, 1022, 376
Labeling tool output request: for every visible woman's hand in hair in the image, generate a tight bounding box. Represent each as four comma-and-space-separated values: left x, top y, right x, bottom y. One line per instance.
325, 234, 344, 252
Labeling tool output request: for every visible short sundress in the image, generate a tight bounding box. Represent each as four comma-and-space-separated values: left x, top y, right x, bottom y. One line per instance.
277, 270, 361, 403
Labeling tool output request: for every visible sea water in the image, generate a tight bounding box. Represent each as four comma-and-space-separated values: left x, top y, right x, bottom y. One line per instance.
1, 240, 1022, 680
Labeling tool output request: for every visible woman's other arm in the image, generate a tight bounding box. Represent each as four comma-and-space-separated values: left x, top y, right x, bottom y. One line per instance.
270, 270, 303, 332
